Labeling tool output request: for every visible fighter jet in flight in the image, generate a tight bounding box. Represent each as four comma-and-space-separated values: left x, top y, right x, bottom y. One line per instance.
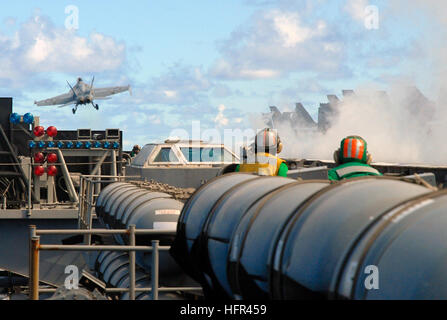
34, 77, 131, 114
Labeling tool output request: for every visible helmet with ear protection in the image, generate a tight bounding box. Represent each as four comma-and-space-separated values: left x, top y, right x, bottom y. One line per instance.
255, 128, 283, 155
333, 135, 372, 165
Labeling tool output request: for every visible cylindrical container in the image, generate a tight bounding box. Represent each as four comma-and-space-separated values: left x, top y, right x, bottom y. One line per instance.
170, 173, 259, 289
202, 176, 296, 298
102, 185, 141, 228
227, 180, 330, 299
271, 177, 431, 300
95, 182, 187, 279
94, 251, 153, 300
337, 189, 447, 300
95, 182, 132, 221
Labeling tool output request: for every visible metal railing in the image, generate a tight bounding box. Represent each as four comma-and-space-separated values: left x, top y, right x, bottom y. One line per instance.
1, 153, 128, 215
28, 225, 202, 300
28, 174, 201, 300
77, 175, 140, 243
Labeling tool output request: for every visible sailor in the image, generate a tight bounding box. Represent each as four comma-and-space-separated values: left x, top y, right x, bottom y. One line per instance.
236, 128, 288, 177
130, 145, 141, 157
328, 135, 382, 181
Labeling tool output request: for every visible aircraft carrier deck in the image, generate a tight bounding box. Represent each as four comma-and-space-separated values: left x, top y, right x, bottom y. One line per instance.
1, 96, 447, 301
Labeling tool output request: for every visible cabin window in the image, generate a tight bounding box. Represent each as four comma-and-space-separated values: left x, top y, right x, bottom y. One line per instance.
153, 147, 178, 162
180, 147, 234, 162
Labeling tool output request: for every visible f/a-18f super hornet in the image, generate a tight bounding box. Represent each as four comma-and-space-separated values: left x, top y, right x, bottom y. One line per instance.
34, 77, 131, 114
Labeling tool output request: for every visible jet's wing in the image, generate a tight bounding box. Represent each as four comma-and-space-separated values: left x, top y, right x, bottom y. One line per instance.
57, 101, 77, 108
93, 85, 131, 99
35, 92, 75, 106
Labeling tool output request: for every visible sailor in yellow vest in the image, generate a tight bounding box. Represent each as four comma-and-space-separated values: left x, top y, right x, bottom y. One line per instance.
236, 128, 288, 177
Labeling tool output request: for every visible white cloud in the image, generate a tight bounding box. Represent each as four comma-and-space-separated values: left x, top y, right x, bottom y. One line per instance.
108, 114, 127, 127
147, 114, 161, 124
212, 84, 235, 98
270, 10, 326, 47
214, 104, 229, 127
133, 112, 161, 126
163, 90, 177, 98
210, 9, 344, 80
3, 17, 17, 27
212, 64, 256, 81
239, 68, 280, 79
213, 104, 247, 127
344, 0, 370, 21
133, 64, 213, 106
0, 14, 125, 87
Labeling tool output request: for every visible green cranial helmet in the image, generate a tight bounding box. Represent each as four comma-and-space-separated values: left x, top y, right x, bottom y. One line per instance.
337, 135, 370, 164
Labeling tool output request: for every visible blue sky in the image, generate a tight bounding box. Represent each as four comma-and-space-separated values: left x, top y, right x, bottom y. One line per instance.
0, 0, 445, 150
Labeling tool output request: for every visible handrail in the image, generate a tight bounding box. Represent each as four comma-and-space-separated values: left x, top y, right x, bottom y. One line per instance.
28, 225, 202, 300
77, 174, 141, 235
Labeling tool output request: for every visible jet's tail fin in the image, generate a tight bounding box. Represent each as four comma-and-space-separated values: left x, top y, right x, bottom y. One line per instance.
269, 106, 280, 114
67, 81, 77, 97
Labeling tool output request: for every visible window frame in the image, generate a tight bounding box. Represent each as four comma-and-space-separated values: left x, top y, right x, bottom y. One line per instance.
148, 145, 185, 165
178, 144, 238, 164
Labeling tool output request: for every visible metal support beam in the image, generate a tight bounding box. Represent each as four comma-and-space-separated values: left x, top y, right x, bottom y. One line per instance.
84, 181, 94, 243
30, 236, 40, 300
27, 163, 32, 216
28, 225, 35, 292
91, 151, 110, 176
129, 224, 136, 300
91, 156, 105, 196
37, 245, 166, 251
54, 148, 78, 203
78, 177, 84, 229
34, 176, 42, 204
104, 287, 202, 293
152, 240, 159, 300
110, 149, 117, 181
47, 175, 56, 204
28, 225, 36, 288
36, 228, 176, 236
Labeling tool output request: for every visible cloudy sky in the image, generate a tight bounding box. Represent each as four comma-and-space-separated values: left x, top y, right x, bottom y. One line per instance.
0, 0, 445, 150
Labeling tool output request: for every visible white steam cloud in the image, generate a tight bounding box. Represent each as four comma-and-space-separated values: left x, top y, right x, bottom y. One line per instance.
250, 85, 447, 165
248, 1, 447, 165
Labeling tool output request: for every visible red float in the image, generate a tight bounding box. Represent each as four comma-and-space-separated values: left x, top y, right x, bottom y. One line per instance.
46, 126, 58, 137
47, 153, 58, 163
46, 165, 58, 177
33, 152, 45, 163
33, 126, 45, 137
34, 166, 45, 176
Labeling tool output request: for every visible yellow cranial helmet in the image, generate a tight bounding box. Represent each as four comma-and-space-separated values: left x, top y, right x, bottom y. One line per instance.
255, 128, 283, 154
